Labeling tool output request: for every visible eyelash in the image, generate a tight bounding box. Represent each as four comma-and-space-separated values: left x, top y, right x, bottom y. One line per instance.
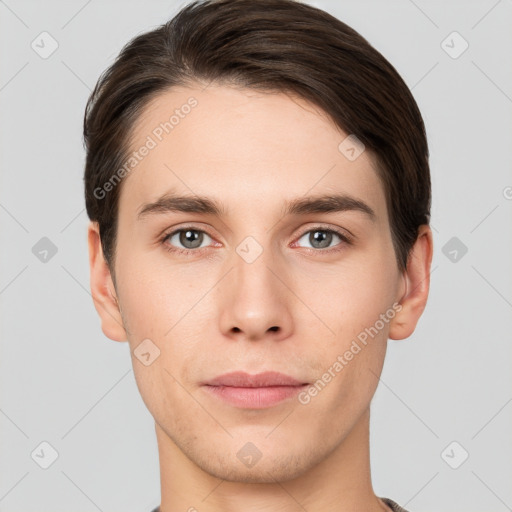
160, 224, 353, 256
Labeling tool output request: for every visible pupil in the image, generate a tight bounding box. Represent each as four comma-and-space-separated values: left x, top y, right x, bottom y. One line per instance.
311, 230, 331, 248
181, 230, 202, 249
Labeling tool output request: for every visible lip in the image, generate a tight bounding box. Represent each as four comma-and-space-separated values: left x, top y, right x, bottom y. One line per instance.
203, 371, 306, 387
201, 371, 309, 409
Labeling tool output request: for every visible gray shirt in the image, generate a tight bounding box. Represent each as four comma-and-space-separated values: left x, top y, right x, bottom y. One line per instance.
150, 496, 410, 511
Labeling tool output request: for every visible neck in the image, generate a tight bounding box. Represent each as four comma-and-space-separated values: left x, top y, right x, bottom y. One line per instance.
155, 407, 390, 512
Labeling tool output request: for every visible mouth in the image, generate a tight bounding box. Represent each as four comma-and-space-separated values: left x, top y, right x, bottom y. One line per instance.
201, 371, 309, 409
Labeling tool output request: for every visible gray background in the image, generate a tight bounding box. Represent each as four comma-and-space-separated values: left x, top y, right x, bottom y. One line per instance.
1, 0, 511, 511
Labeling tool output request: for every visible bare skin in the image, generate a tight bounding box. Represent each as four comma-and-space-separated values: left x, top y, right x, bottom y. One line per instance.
88, 83, 432, 512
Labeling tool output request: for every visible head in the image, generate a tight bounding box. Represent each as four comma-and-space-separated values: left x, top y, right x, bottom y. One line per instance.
85, 0, 432, 483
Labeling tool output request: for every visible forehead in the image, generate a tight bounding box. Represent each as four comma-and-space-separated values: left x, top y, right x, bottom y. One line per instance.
119, 84, 388, 224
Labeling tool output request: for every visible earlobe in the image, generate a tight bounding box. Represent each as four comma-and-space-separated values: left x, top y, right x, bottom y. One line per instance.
87, 221, 128, 342
389, 225, 433, 341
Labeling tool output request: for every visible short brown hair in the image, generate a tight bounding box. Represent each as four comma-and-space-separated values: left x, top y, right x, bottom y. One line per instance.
83, 0, 431, 275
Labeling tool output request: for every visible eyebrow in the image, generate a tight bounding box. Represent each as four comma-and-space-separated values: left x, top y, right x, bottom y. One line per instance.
137, 192, 376, 222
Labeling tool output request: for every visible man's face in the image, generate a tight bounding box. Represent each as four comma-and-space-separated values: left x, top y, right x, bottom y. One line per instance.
111, 84, 405, 482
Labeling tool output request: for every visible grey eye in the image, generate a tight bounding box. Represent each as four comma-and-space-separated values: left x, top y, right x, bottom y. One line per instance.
296, 230, 341, 249
167, 229, 212, 250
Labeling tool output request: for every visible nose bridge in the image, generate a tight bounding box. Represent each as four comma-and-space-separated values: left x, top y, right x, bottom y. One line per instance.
234, 236, 277, 297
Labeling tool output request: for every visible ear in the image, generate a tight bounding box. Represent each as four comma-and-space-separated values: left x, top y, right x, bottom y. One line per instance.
389, 224, 433, 340
87, 221, 128, 342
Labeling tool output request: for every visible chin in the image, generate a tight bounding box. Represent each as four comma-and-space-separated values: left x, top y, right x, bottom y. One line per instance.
191, 445, 320, 484
203, 462, 306, 484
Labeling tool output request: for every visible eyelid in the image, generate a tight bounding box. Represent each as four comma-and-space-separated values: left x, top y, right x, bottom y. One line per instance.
292, 224, 353, 252
295, 223, 353, 242
160, 222, 353, 255
160, 224, 218, 252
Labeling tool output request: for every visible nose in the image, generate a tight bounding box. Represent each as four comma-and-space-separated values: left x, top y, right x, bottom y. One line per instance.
218, 244, 294, 342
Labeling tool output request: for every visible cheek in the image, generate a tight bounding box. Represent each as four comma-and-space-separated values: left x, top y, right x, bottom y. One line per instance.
115, 253, 210, 378
304, 255, 398, 339
298, 246, 398, 398
115, 249, 195, 336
